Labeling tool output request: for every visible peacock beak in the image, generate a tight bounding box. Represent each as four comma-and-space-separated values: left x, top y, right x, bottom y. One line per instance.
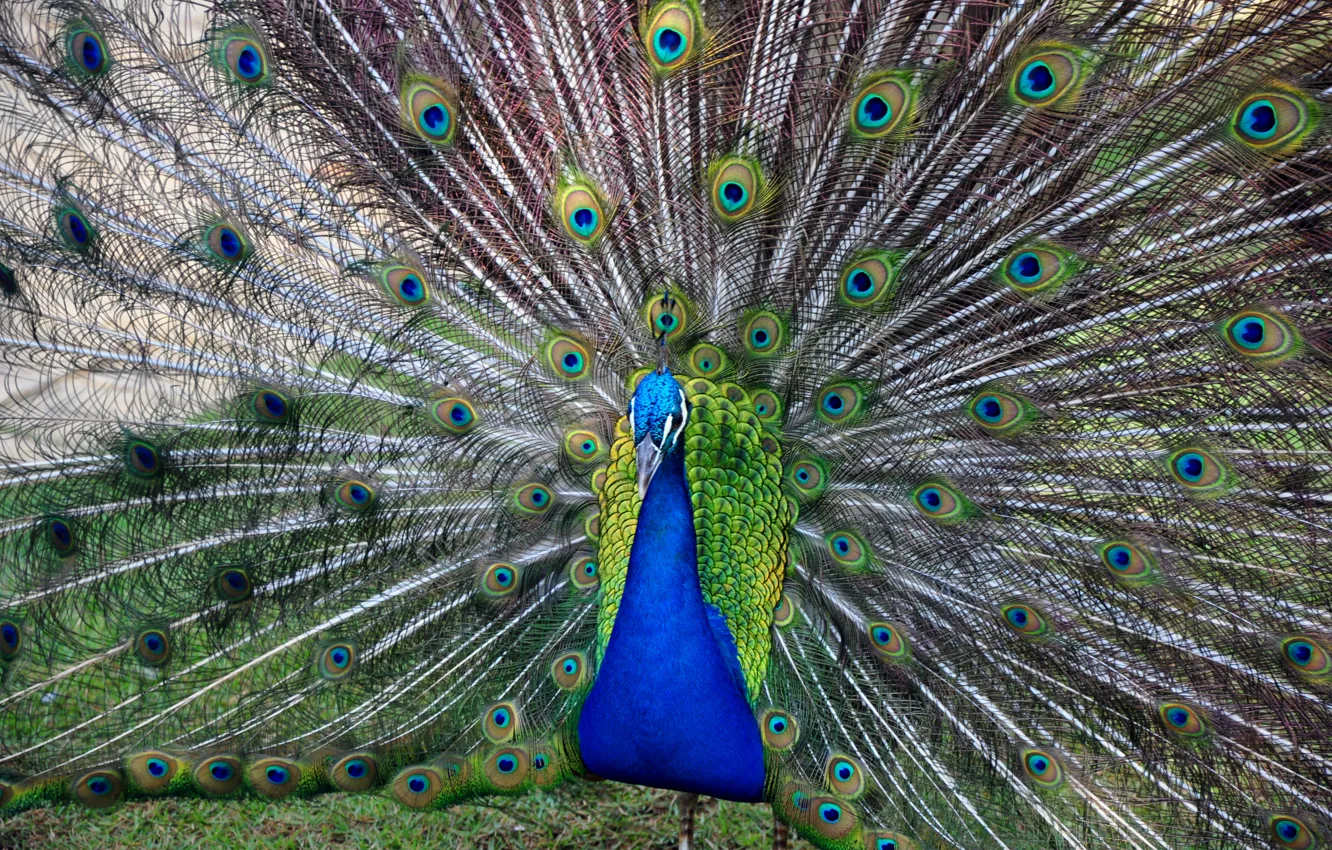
636, 437, 664, 500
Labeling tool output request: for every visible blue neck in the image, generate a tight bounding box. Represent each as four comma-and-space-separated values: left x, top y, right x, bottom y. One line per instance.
577, 445, 765, 801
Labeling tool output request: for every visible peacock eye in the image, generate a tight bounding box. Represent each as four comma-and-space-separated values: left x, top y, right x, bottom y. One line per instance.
850, 77, 912, 139
43, 516, 77, 556
825, 530, 870, 570
743, 313, 783, 355
824, 755, 864, 797
710, 157, 761, 221
482, 563, 521, 598
317, 642, 357, 680
966, 388, 1035, 435
334, 479, 377, 512
1157, 702, 1208, 738
559, 185, 606, 245
251, 388, 291, 423
67, 27, 109, 76
205, 223, 249, 263
330, 753, 379, 791
867, 621, 909, 661
1011, 48, 1082, 107
839, 253, 898, 307
1165, 447, 1229, 496
135, 629, 172, 665
1000, 602, 1049, 637
815, 382, 865, 424
1232, 92, 1312, 152
912, 481, 967, 522
552, 651, 587, 689
430, 397, 478, 435
1022, 748, 1064, 788
513, 483, 553, 514
648, 295, 687, 337
787, 458, 827, 500
0, 619, 21, 660
380, 264, 430, 306
547, 337, 591, 380
999, 246, 1073, 294
760, 709, 799, 749
570, 556, 599, 589
1270, 815, 1316, 850
1280, 635, 1331, 680
688, 343, 727, 376
220, 36, 269, 84
57, 208, 95, 252
1220, 308, 1299, 364
402, 78, 458, 144
645, 1, 700, 72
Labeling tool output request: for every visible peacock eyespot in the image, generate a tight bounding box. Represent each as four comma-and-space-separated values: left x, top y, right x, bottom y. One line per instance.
513, 483, 553, 515
252, 389, 291, 424
749, 390, 782, 424
0, 619, 21, 661
380, 264, 430, 306
999, 246, 1073, 294
126, 440, 162, 479
967, 389, 1033, 434
743, 312, 784, 355
1000, 602, 1049, 637
867, 621, 909, 661
206, 223, 249, 263
688, 343, 728, 377
1232, 91, 1313, 152
216, 566, 254, 603
787, 458, 827, 500
73, 769, 124, 809
43, 516, 77, 556
393, 765, 443, 807
1158, 702, 1208, 738
710, 157, 762, 221
249, 758, 302, 798
481, 562, 521, 599
483, 701, 521, 742
485, 746, 530, 787
0, 262, 16, 297
815, 383, 865, 424
807, 796, 857, 839
1221, 309, 1299, 364
331, 754, 379, 792
57, 208, 95, 252
648, 294, 687, 337
565, 429, 604, 462
1270, 815, 1319, 850
772, 592, 797, 627
912, 481, 967, 522
645, 1, 700, 72
194, 756, 243, 796
430, 397, 478, 435
570, 556, 599, 589
128, 751, 179, 791
546, 337, 591, 380
850, 77, 911, 139
67, 27, 109, 76
825, 754, 865, 798
552, 651, 587, 690
1280, 635, 1331, 679
1166, 447, 1228, 495
220, 36, 269, 85
135, 629, 172, 665
826, 530, 870, 571
760, 708, 799, 749
1022, 748, 1064, 788
335, 480, 377, 512
402, 78, 458, 145
559, 185, 607, 245
1011, 48, 1082, 107
317, 642, 357, 680
839, 253, 898, 308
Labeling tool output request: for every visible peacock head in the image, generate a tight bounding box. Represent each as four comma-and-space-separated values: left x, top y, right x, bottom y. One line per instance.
629, 368, 688, 497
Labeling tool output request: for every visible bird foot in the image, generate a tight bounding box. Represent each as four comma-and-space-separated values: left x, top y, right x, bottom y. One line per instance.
677, 792, 699, 850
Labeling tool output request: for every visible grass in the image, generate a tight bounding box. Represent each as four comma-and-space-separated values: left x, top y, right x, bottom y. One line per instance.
0, 779, 802, 850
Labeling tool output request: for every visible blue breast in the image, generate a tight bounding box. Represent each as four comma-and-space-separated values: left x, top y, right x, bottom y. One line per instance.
577, 445, 765, 802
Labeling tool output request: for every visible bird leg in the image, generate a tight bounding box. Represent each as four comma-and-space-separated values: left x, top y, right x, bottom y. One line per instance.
773, 810, 790, 850
677, 792, 700, 850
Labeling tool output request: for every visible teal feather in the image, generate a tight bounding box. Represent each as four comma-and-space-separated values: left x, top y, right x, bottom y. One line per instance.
0, 1, 1330, 848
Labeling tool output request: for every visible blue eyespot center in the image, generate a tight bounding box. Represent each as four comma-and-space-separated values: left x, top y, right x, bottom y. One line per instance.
1108, 546, 1131, 568
1028, 755, 1049, 773
147, 758, 167, 777
833, 536, 850, 554
583, 562, 596, 576
223, 569, 247, 590
654, 27, 685, 62
211, 762, 233, 781
50, 520, 72, 548
1020, 61, 1054, 97
1010, 252, 1042, 283
978, 397, 1002, 422
493, 709, 510, 727
346, 760, 366, 778
873, 627, 892, 645
266, 766, 289, 784
720, 181, 747, 210
563, 660, 577, 674
1175, 452, 1205, 482
1277, 820, 1301, 842
533, 754, 548, 769
878, 841, 899, 850
349, 485, 369, 503
420, 104, 450, 137
1242, 100, 1277, 139
835, 763, 854, 780
261, 392, 285, 417
858, 94, 891, 128
769, 717, 787, 733
133, 445, 157, 470
818, 803, 841, 824
1288, 641, 1314, 665
399, 274, 424, 301
849, 270, 874, 295
497, 755, 517, 773
1008, 608, 1028, 627
236, 45, 262, 79
216, 227, 241, 257
1, 624, 16, 647
144, 633, 164, 652
450, 404, 470, 424
563, 352, 583, 371
1167, 708, 1190, 727
330, 647, 350, 667
88, 776, 111, 795
1234, 317, 1265, 348
66, 213, 89, 244
407, 774, 427, 793
570, 207, 598, 237
920, 488, 942, 510
823, 393, 844, 413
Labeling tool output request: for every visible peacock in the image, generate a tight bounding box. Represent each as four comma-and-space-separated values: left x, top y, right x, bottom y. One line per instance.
0, 0, 1330, 847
